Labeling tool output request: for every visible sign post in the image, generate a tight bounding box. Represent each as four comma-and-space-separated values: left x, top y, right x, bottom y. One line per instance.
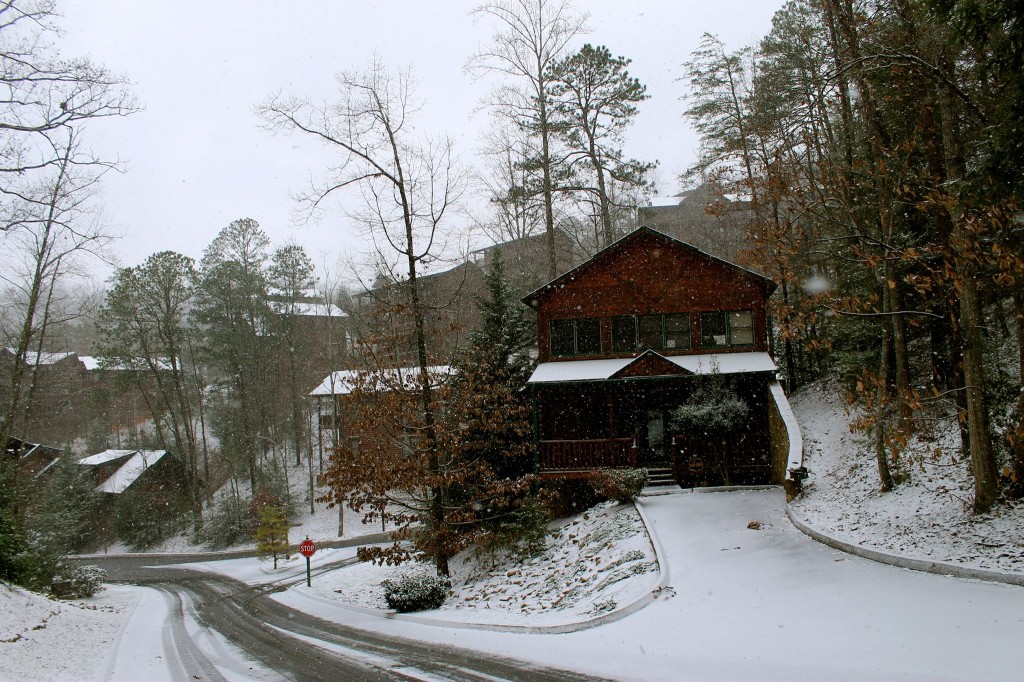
298, 536, 316, 587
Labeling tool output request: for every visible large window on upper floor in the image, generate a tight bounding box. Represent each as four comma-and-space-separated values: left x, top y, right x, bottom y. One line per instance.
550, 317, 602, 357
610, 313, 692, 353
700, 310, 754, 347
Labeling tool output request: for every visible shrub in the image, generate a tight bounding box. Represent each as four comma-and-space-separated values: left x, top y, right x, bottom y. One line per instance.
196, 492, 251, 549
590, 468, 649, 503
478, 494, 550, 562
0, 507, 31, 583
50, 564, 106, 599
381, 571, 450, 612
541, 478, 600, 518
115, 491, 184, 550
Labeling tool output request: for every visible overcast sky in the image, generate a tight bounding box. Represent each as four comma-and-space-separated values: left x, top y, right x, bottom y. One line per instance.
60, 0, 784, 283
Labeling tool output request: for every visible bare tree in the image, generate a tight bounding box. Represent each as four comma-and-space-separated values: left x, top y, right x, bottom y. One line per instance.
258, 58, 465, 576
0, 128, 116, 511
468, 0, 588, 279
0, 0, 136, 221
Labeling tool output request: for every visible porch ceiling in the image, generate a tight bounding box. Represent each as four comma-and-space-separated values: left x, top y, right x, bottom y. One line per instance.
526, 351, 777, 384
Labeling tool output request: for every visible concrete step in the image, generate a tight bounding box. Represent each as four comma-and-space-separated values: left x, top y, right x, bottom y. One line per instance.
645, 467, 676, 487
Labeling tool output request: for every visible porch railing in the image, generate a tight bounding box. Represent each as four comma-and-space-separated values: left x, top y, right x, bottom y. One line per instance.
538, 437, 637, 472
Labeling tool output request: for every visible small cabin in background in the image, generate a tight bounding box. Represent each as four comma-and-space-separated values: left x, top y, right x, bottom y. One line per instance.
309, 365, 454, 467
522, 226, 802, 491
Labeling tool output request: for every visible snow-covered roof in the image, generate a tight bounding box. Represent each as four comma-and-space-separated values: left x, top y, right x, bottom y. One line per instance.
79, 449, 138, 465
271, 300, 347, 318
4, 349, 75, 366
527, 352, 777, 384
646, 195, 684, 207
78, 356, 177, 372
95, 450, 168, 494
310, 365, 454, 397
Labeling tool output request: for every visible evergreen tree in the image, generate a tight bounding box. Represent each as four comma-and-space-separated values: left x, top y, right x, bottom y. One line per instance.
455, 249, 535, 478
254, 505, 289, 569
547, 44, 654, 248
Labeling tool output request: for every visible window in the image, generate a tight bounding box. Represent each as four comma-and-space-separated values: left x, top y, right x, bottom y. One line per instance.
611, 316, 636, 352
729, 310, 754, 345
610, 313, 693, 353
701, 310, 754, 347
665, 314, 691, 350
576, 318, 602, 355
701, 312, 728, 347
346, 437, 361, 454
550, 319, 575, 357
550, 318, 602, 356
635, 315, 660, 350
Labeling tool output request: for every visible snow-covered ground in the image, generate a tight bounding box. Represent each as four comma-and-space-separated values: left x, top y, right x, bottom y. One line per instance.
0, 582, 139, 682
306, 500, 659, 628
790, 381, 1024, 574
273, 489, 1024, 682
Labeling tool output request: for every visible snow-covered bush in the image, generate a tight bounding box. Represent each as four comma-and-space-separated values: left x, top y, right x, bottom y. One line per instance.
50, 564, 106, 599
590, 468, 649, 503
381, 571, 450, 612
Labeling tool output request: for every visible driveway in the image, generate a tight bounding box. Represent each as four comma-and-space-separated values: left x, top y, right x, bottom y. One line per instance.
276, 488, 1024, 682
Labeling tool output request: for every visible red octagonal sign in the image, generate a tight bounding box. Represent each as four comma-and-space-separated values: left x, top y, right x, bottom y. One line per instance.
299, 538, 316, 558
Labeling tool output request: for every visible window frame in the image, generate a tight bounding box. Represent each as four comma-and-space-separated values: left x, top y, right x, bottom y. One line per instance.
549, 317, 603, 357
700, 309, 755, 348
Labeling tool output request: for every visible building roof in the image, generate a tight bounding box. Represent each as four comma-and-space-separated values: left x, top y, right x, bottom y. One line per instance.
526, 351, 777, 384
80, 449, 169, 494
79, 449, 138, 465
309, 365, 455, 397
3, 349, 76, 366
78, 356, 177, 372
522, 226, 776, 308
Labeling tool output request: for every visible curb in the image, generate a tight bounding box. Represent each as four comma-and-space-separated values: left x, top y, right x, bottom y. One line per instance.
641, 484, 778, 497
288, 501, 667, 635
73, 531, 394, 562
786, 506, 1024, 588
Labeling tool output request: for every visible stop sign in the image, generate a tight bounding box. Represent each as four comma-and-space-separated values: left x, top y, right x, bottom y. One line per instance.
299, 538, 316, 558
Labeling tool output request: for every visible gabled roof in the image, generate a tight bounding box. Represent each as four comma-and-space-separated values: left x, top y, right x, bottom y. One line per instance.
79, 449, 170, 494
521, 226, 776, 308
309, 365, 454, 397
526, 351, 777, 384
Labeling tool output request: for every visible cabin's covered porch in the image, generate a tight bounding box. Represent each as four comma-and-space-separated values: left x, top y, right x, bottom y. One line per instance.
528, 351, 787, 487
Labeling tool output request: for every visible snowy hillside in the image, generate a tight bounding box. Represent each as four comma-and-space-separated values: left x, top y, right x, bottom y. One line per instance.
790, 381, 1024, 574
311, 500, 659, 627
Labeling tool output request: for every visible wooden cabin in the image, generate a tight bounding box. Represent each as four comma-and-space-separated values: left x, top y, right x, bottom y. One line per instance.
523, 226, 803, 491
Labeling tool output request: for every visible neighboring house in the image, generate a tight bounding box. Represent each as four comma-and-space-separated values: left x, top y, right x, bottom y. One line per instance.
78, 355, 174, 445
2, 436, 62, 481
308, 365, 453, 465
0, 348, 91, 445
638, 183, 754, 264
522, 226, 803, 493
350, 232, 577, 369
78, 448, 187, 496
353, 262, 485, 368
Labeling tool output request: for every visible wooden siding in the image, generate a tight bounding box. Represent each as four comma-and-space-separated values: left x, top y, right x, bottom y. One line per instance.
532, 229, 771, 363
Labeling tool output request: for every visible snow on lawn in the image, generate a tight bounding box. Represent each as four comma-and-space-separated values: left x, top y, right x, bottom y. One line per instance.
0, 581, 138, 682
276, 489, 1024, 682
307, 500, 659, 627
790, 380, 1024, 574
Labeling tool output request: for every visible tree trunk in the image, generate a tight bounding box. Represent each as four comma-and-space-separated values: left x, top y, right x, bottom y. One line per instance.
1009, 289, 1024, 498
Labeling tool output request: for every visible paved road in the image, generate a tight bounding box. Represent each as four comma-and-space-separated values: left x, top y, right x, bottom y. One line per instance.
85, 553, 603, 681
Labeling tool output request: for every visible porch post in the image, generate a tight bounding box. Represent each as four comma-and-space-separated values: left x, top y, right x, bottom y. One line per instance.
531, 384, 540, 474
606, 391, 615, 438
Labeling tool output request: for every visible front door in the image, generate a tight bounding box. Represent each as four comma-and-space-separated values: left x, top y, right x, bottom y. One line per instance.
645, 409, 665, 464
